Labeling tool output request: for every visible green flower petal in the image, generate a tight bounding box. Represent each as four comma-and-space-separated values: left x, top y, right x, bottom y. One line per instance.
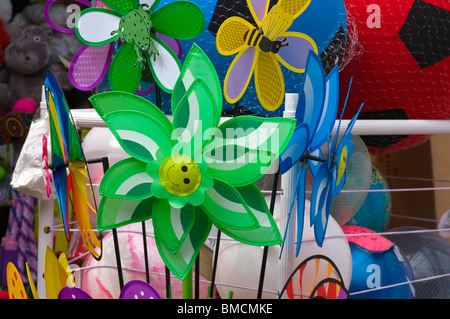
89, 91, 172, 131
108, 42, 142, 93
220, 184, 282, 246
152, 199, 195, 254
172, 78, 217, 155
99, 158, 152, 200
97, 196, 154, 231
171, 44, 222, 155
99, 110, 172, 163
102, 0, 139, 15
155, 205, 211, 280
204, 116, 296, 187
201, 179, 259, 230
151, 1, 205, 40
146, 149, 166, 196
172, 44, 222, 128
204, 146, 273, 188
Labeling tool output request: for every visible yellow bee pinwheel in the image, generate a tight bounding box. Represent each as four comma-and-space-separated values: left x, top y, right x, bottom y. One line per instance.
216, 0, 317, 111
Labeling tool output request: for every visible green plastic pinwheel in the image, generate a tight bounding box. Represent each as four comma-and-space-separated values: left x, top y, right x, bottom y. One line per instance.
89, 44, 296, 279
75, 0, 204, 93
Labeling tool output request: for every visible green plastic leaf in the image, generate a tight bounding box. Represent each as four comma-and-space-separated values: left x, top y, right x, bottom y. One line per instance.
203, 116, 296, 186
155, 205, 211, 280
97, 196, 154, 231
207, 116, 296, 154
101, 0, 139, 16
108, 42, 142, 93
99, 158, 152, 200
172, 79, 217, 155
152, 199, 195, 254
220, 184, 282, 246
172, 44, 222, 129
75, 8, 121, 47
101, 110, 173, 163
152, 1, 205, 40
89, 91, 172, 131
201, 179, 259, 230
204, 146, 273, 188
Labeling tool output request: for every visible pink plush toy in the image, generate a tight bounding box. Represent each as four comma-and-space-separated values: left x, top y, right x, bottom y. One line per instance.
12, 98, 37, 113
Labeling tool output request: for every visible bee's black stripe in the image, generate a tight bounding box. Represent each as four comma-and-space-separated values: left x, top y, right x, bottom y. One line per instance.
246, 29, 256, 45
246, 29, 263, 47
253, 30, 263, 46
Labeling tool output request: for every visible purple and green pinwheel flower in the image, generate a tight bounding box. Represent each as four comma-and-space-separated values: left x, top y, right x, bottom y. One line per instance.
71, 0, 204, 94
44, 0, 184, 94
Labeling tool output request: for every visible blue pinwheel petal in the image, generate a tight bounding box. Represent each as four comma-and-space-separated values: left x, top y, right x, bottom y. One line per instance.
280, 161, 306, 257
310, 162, 333, 247
295, 165, 307, 257
310, 65, 340, 152
279, 123, 309, 174
296, 52, 325, 146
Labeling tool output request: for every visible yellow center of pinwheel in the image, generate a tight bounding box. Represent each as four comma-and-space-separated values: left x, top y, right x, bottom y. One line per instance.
336, 145, 348, 185
159, 154, 201, 196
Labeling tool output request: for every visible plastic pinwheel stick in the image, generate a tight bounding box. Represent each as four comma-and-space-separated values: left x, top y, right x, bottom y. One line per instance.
112, 228, 124, 290
194, 257, 200, 299
209, 230, 222, 299
141, 220, 150, 284
182, 265, 192, 299
165, 266, 171, 299
181, 249, 204, 299
257, 165, 281, 299
299, 150, 327, 163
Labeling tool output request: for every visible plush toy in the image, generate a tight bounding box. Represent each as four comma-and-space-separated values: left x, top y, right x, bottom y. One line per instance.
0, 2, 83, 111
0, 20, 9, 69
0, 25, 74, 111
0, 0, 13, 26
0, 25, 50, 110
0, 0, 12, 87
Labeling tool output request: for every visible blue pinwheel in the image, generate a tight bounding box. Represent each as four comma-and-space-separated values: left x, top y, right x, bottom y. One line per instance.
309, 80, 363, 249
279, 51, 338, 256
279, 51, 363, 256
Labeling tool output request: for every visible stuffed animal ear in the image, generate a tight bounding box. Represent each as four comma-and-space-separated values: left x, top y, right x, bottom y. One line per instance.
45, 27, 54, 41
